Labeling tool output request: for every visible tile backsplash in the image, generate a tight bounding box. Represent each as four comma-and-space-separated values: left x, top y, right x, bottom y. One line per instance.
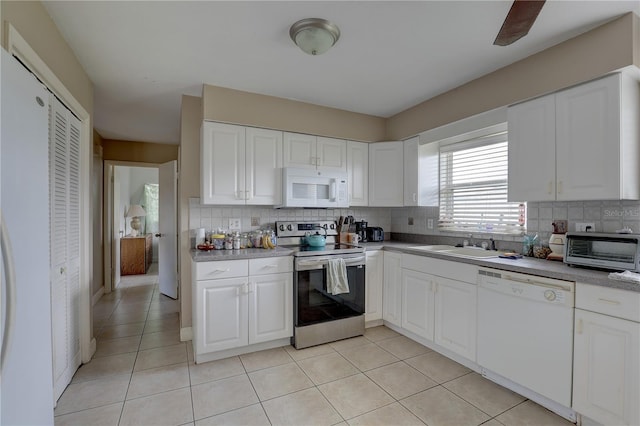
391, 200, 640, 244
188, 198, 392, 236
189, 198, 640, 249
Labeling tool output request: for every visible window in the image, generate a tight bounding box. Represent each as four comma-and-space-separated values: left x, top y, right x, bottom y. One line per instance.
438, 131, 525, 234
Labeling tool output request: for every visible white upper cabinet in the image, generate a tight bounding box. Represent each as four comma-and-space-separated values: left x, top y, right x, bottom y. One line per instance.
508, 94, 556, 202
201, 122, 282, 205
347, 141, 369, 206
403, 137, 439, 207
508, 73, 640, 202
201, 122, 246, 205
283, 132, 347, 172
245, 127, 283, 205
369, 141, 404, 206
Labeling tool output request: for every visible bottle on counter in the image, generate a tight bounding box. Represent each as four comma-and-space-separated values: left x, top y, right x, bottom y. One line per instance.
232, 232, 241, 250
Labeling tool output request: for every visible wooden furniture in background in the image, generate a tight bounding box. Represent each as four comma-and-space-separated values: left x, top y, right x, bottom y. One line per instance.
121, 234, 152, 275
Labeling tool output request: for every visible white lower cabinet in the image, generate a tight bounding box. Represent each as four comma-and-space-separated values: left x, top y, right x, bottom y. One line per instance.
573, 292, 640, 426
401, 269, 434, 340
382, 251, 402, 326
195, 277, 249, 354
249, 272, 293, 344
365, 250, 383, 322
397, 254, 477, 362
434, 276, 477, 361
192, 257, 293, 362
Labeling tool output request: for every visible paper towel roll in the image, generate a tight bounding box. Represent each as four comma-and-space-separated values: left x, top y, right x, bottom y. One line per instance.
195, 228, 205, 247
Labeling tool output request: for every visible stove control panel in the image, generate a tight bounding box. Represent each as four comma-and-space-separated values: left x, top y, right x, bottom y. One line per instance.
276, 221, 338, 237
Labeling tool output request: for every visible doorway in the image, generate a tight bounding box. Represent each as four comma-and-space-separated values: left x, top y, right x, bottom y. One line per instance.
103, 160, 178, 299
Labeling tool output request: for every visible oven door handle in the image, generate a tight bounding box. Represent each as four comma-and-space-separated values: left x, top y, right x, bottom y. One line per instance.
296, 255, 366, 270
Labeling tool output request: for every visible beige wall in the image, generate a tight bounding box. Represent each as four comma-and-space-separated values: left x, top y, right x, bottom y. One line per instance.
103, 139, 179, 163
203, 85, 386, 142
1, 1, 93, 116
387, 13, 639, 140
179, 96, 202, 329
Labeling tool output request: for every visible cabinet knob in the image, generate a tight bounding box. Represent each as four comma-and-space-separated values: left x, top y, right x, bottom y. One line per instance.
155, 233, 162, 238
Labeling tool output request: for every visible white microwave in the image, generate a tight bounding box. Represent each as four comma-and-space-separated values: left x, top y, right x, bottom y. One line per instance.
277, 168, 348, 208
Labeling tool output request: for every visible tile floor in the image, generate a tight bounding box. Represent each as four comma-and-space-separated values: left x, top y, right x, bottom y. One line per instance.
55, 266, 574, 426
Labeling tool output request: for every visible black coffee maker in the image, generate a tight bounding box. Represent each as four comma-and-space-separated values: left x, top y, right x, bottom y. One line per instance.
355, 220, 368, 243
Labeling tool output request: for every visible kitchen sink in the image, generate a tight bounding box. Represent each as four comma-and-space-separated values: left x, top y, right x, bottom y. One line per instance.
408, 245, 501, 259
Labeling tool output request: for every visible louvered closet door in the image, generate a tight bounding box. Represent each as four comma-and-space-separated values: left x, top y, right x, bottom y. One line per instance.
50, 96, 82, 402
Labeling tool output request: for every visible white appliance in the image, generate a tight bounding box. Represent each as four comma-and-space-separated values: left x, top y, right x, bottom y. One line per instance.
1, 48, 55, 424
477, 268, 576, 422
278, 167, 348, 208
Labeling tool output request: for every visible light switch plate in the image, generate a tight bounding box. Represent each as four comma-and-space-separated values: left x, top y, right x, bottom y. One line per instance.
229, 218, 241, 231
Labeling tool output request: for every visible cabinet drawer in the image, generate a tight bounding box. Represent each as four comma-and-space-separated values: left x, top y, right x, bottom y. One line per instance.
576, 283, 640, 322
195, 260, 248, 281
249, 257, 292, 275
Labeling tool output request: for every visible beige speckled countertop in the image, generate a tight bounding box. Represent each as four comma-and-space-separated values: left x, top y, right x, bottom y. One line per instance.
191, 241, 640, 293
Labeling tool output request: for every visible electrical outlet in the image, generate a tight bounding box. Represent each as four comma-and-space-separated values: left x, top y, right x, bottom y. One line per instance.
408, 217, 414, 226
228, 218, 241, 231
575, 222, 595, 232
251, 217, 260, 227
427, 218, 434, 229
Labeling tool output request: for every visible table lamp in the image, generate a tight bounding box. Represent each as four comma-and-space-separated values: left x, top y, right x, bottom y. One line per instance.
126, 205, 146, 237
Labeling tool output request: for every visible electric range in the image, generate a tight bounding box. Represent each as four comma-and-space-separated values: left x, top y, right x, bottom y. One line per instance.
275, 220, 366, 348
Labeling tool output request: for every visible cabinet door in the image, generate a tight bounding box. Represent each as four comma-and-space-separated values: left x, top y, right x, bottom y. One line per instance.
246, 127, 283, 205
507, 94, 556, 202
317, 137, 347, 172
556, 74, 620, 200
573, 309, 640, 426
434, 277, 476, 361
283, 132, 317, 169
365, 250, 383, 322
401, 269, 435, 340
369, 142, 403, 206
403, 137, 419, 206
195, 277, 248, 354
249, 272, 293, 344
347, 141, 369, 206
383, 252, 402, 326
201, 122, 246, 204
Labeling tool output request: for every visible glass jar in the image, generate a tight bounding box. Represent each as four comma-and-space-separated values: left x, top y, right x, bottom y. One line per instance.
240, 233, 249, 249
224, 234, 233, 250
251, 230, 263, 248
232, 232, 240, 250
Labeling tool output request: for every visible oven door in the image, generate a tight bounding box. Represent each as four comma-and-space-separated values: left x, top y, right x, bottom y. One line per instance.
294, 254, 365, 327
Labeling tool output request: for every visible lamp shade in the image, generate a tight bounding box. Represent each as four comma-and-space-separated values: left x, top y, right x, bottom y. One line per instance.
290, 18, 340, 56
126, 205, 146, 217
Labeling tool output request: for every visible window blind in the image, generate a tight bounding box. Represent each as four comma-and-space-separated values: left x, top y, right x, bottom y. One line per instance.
438, 132, 525, 234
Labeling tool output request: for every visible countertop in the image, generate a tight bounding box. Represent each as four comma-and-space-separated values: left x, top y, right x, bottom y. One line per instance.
190, 246, 294, 261
191, 241, 640, 293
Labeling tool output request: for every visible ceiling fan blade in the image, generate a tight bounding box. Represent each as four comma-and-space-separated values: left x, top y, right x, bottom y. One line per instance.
494, 0, 546, 46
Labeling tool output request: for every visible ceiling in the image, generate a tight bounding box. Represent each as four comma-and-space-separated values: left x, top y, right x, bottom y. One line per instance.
43, 1, 640, 145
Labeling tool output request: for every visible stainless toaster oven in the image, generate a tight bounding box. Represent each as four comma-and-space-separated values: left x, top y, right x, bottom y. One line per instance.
564, 232, 640, 272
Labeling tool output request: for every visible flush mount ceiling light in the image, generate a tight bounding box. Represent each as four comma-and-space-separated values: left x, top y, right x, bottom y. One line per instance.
289, 18, 340, 55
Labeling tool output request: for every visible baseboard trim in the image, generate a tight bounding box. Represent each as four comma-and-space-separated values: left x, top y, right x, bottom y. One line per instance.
180, 327, 193, 342
92, 287, 105, 306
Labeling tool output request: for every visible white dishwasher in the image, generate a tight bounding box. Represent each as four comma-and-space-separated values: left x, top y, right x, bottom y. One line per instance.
477, 268, 576, 421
